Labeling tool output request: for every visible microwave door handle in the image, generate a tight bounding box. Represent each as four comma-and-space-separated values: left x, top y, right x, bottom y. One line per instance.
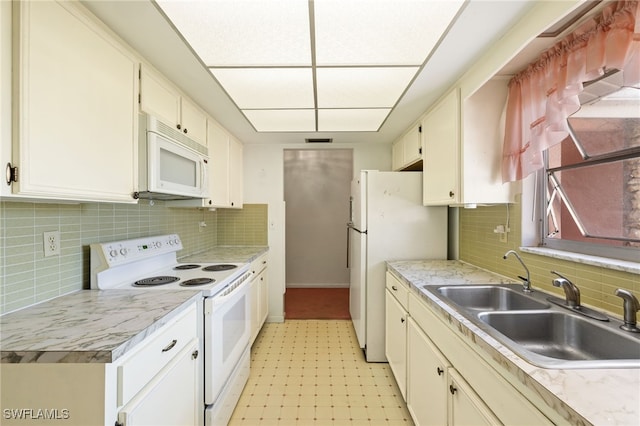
202, 159, 208, 195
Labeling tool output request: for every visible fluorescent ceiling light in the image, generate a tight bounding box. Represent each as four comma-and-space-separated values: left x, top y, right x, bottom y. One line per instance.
244, 109, 316, 132
156, 0, 465, 133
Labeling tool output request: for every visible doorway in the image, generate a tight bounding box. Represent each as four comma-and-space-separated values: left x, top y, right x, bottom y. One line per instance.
283, 149, 353, 318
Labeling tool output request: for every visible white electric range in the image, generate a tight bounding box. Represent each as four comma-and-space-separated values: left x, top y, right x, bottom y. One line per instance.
90, 234, 252, 426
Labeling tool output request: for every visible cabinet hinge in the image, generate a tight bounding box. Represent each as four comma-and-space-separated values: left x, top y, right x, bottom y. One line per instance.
138, 93, 141, 105
419, 147, 422, 155
418, 125, 422, 133
5, 163, 18, 185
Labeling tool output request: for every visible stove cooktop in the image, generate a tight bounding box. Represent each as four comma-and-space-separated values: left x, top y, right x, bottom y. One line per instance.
89, 235, 249, 296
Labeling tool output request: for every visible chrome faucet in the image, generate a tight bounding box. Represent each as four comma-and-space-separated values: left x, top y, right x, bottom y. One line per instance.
614, 289, 640, 333
551, 271, 581, 308
502, 250, 531, 293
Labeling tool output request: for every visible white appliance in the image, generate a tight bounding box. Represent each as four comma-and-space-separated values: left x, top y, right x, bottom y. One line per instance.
136, 114, 209, 200
90, 234, 251, 426
348, 171, 447, 362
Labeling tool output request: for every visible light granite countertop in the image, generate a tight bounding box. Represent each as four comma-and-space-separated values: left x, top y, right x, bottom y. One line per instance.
0, 289, 201, 364
387, 259, 640, 426
180, 245, 268, 264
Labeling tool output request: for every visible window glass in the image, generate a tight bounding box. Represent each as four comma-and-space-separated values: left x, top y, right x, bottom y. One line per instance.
542, 71, 640, 259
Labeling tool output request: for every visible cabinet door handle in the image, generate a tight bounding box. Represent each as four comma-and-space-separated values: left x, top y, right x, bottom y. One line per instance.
162, 339, 177, 352
400, 317, 405, 323
191, 350, 199, 360
449, 384, 457, 395
437, 367, 444, 376
183, 128, 188, 134
176, 124, 182, 130
392, 285, 398, 291
449, 191, 455, 198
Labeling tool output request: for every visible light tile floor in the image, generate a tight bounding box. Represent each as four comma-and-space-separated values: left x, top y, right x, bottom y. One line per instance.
229, 320, 414, 426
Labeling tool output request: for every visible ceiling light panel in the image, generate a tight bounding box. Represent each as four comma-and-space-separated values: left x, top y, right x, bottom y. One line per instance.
316, 67, 419, 108
318, 109, 391, 132
313, 0, 465, 66
244, 109, 316, 132
211, 68, 314, 109
156, 0, 311, 66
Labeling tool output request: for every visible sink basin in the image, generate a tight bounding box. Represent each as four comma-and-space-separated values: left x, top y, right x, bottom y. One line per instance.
477, 311, 640, 368
422, 283, 640, 368
436, 285, 550, 311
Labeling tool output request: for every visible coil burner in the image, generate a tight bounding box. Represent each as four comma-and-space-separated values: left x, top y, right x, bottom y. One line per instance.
133, 276, 180, 287
174, 264, 201, 270
181, 278, 215, 287
203, 264, 238, 272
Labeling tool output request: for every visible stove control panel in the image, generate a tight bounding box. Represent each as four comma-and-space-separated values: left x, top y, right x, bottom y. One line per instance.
95, 234, 183, 266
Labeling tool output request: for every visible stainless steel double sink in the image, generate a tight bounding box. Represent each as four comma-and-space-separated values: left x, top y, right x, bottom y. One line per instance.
423, 284, 640, 369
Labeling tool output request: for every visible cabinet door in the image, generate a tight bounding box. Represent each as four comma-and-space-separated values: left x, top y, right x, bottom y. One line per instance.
422, 89, 460, 206
139, 64, 181, 128
449, 369, 502, 426
258, 269, 269, 326
207, 119, 231, 207
407, 318, 449, 426
13, 1, 137, 203
229, 136, 244, 208
403, 123, 422, 166
250, 276, 260, 343
118, 340, 200, 426
385, 290, 407, 400
180, 97, 207, 146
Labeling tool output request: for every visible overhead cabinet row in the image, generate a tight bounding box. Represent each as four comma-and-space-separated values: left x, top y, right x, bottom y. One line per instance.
3, 0, 242, 208
393, 81, 515, 207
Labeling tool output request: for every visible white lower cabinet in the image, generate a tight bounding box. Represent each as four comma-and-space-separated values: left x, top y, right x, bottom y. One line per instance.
117, 339, 200, 426
385, 271, 410, 399
406, 291, 554, 426
0, 302, 201, 426
250, 252, 269, 344
385, 290, 407, 399
406, 317, 449, 425
385, 271, 553, 426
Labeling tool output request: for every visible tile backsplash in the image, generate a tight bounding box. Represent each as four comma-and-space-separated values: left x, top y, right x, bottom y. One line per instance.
458, 198, 639, 318
0, 200, 268, 314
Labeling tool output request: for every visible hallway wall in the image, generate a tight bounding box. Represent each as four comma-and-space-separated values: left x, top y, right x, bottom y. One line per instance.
284, 149, 353, 288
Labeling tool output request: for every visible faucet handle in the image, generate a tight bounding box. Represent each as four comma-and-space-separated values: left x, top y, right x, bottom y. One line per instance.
551, 271, 580, 308
615, 289, 640, 333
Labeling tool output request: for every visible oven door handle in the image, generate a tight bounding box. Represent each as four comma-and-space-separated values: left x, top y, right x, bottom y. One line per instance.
212, 274, 250, 306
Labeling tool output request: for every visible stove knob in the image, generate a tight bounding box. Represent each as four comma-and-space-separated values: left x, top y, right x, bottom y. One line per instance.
119, 248, 128, 256
109, 249, 118, 258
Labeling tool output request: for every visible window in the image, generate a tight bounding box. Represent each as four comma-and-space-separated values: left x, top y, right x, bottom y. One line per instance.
542, 70, 640, 262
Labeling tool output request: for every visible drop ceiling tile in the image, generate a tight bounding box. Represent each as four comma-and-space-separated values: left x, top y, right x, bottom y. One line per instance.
210, 68, 315, 109
316, 67, 418, 108
313, 0, 464, 66
244, 109, 316, 132
156, 0, 311, 66
318, 109, 391, 132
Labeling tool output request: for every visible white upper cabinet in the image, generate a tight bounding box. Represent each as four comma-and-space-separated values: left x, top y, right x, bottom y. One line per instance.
209, 119, 244, 209
140, 64, 207, 147
422, 83, 515, 206
422, 89, 460, 205
10, 0, 138, 203
391, 122, 422, 171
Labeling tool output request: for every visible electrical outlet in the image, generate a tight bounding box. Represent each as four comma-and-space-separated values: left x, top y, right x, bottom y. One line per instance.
43, 231, 60, 257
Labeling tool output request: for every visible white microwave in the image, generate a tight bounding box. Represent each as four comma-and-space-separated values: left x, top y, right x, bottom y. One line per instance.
135, 114, 209, 200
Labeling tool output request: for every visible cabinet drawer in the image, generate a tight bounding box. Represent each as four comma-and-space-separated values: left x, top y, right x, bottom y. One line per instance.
386, 271, 409, 310
250, 253, 268, 278
118, 304, 198, 406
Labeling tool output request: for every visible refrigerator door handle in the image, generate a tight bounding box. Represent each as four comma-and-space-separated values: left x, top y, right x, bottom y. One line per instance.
346, 225, 350, 268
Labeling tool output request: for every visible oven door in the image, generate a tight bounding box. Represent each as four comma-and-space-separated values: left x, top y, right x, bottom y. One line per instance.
203, 273, 251, 405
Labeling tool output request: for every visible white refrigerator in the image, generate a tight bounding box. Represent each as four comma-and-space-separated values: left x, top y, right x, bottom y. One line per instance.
348, 170, 447, 362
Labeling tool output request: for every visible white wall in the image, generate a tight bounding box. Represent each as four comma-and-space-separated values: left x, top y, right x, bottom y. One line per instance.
243, 143, 391, 322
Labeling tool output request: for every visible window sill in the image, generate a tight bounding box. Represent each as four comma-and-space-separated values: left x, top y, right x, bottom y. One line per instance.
520, 247, 640, 275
